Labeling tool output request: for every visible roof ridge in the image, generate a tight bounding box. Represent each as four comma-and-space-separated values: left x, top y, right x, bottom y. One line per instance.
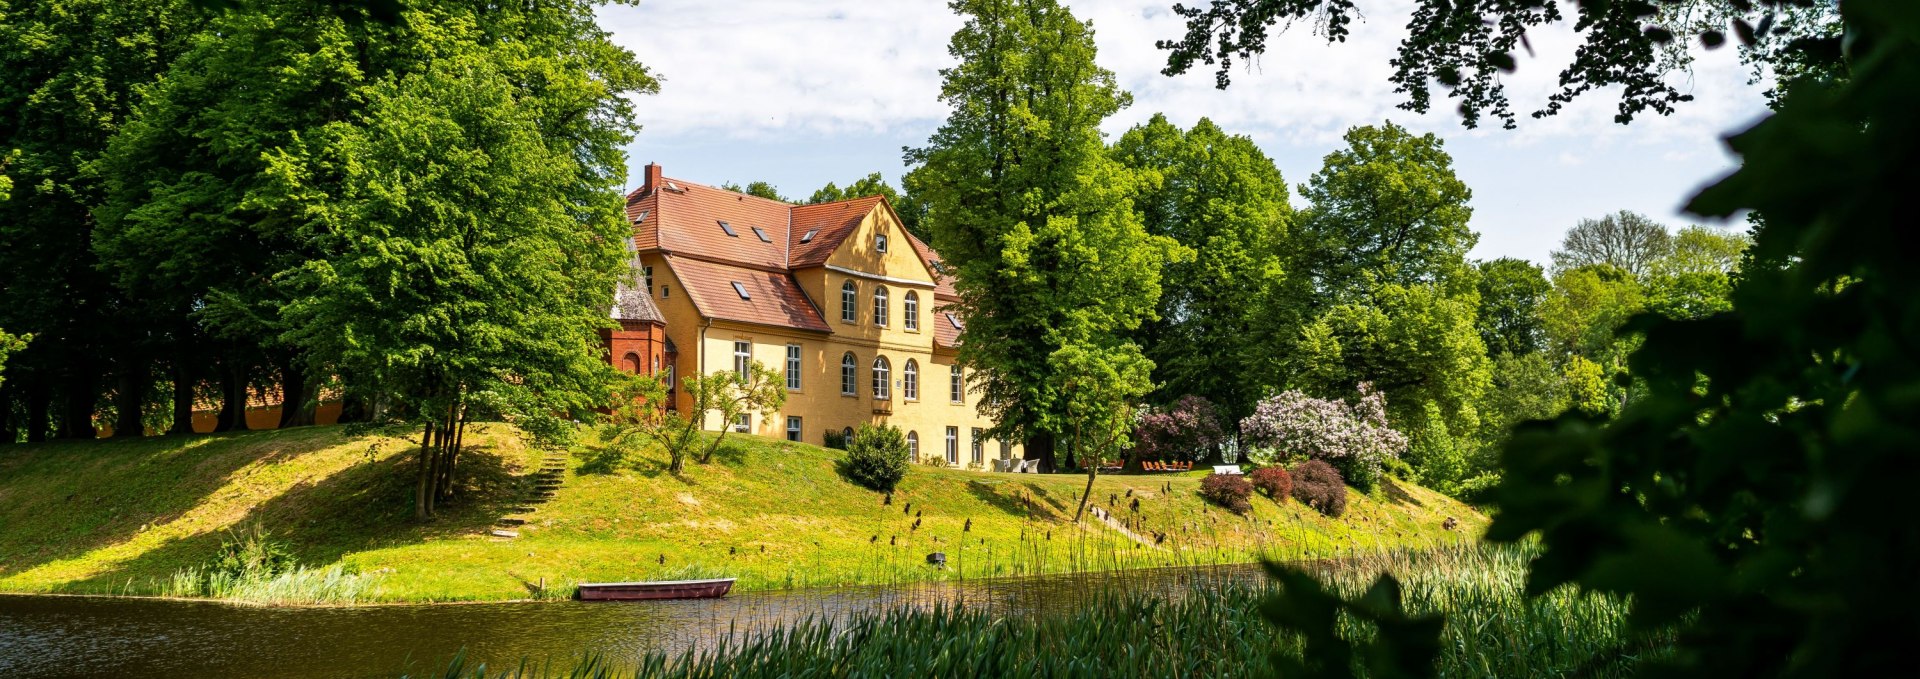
664, 176, 796, 207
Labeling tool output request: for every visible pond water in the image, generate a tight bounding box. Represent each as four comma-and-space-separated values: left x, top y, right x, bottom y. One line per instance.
0, 563, 1269, 678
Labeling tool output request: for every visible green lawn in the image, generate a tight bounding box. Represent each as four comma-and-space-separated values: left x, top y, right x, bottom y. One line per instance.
0, 423, 1484, 603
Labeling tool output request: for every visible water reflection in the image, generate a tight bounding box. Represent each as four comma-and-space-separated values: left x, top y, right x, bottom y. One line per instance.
0, 563, 1267, 679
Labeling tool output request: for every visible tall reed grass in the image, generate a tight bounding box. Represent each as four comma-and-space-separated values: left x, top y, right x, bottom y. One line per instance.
407, 544, 1667, 678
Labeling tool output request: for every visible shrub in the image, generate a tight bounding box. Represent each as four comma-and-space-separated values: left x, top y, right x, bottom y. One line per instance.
1239, 382, 1406, 490
1248, 466, 1292, 503
842, 423, 910, 492
1290, 460, 1348, 517
1198, 473, 1253, 515
1133, 395, 1227, 462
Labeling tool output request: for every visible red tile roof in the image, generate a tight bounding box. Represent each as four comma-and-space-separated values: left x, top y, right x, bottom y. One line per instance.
933, 304, 963, 349
666, 254, 830, 333
788, 196, 884, 268
904, 231, 960, 301
628, 178, 794, 271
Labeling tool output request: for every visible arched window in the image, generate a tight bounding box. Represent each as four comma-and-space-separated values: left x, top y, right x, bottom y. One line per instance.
843, 426, 855, 444
872, 286, 889, 326
622, 353, 642, 374
871, 355, 891, 399
840, 352, 857, 395
903, 359, 919, 400
904, 291, 919, 330
840, 280, 858, 323
907, 431, 920, 461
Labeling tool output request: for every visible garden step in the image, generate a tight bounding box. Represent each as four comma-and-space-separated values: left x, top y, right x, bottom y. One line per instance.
508, 506, 536, 513
498, 517, 526, 526
536, 491, 557, 498
489, 529, 519, 538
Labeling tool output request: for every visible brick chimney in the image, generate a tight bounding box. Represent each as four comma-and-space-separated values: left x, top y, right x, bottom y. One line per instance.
643, 162, 662, 195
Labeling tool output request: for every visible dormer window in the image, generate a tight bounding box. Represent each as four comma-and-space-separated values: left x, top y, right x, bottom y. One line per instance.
800, 229, 818, 244
731, 281, 750, 299
750, 226, 772, 243
718, 220, 737, 237
876, 234, 889, 253
634, 210, 650, 223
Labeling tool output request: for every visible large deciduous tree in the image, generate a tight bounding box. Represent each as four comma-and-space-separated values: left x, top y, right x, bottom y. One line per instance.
1111, 114, 1294, 427
1551, 210, 1674, 277
1294, 122, 1476, 304
1475, 257, 1550, 358
906, 0, 1181, 472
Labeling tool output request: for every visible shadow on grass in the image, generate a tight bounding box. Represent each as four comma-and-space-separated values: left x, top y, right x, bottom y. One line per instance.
0, 427, 353, 581
1378, 477, 1424, 508
57, 431, 528, 593
964, 480, 1037, 519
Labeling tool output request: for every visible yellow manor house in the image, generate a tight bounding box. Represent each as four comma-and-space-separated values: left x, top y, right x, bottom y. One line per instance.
607, 164, 1025, 469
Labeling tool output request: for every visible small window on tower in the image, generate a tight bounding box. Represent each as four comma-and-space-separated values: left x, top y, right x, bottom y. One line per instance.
751, 226, 772, 243
718, 220, 737, 237
876, 234, 889, 253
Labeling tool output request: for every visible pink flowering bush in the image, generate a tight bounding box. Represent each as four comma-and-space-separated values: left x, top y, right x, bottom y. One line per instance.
1238, 383, 1406, 490
1132, 395, 1226, 462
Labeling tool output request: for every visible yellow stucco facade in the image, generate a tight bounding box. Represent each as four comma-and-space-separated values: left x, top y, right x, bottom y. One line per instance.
634, 195, 1022, 469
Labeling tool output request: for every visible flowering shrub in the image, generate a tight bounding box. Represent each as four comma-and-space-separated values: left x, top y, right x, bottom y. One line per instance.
1290, 460, 1348, 517
1248, 466, 1292, 503
1132, 395, 1226, 462
1199, 473, 1253, 514
1238, 383, 1406, 489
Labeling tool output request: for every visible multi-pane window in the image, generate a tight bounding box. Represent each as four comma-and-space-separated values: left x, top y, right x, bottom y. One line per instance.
643, 265, 654, 295
785, 344, 802, 390
840, 281, 858, 323
733, 413, 750, 432
786, 416, 802, 442
999, 440, 1011, 461
950, 365, 964, 403
872, 286, 889, 326
733, 341, 751, 380
904, 291, 919, 330
907, 431, 920, 461
945, 427, 959, 464
843, 427, 855, 444
876, 234, 889, 253
840, 352, 857, 395
971, 428, 984, 464
872, 356, 891, 399
903, 359, 918, 400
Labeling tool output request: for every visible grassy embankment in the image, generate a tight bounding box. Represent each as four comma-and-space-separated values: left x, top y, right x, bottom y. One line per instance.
414, 546, 1660, 678
0, 423, 1483, 604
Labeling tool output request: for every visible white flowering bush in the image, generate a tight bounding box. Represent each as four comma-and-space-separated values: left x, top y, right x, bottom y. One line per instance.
1238, 383, 1406, 489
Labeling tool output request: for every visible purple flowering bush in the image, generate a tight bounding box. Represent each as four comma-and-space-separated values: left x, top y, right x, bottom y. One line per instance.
1238, 383, 1406, 489
1132, 395, 1226, 462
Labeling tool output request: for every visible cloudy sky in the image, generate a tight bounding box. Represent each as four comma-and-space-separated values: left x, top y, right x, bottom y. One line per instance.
596, 1, 1771, 265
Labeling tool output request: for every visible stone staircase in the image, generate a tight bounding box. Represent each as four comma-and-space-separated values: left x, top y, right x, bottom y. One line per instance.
490, 451, 568, 539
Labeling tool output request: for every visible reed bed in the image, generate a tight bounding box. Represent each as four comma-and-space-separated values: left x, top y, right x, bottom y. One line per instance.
149, 563, 382, 606
407, 544, 1666, 678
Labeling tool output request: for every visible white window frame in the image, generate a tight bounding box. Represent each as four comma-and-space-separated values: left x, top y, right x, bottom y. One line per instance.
950, 365, 964, 403
903, 291, 918, 330
876, 234, 889, 253
733, 412, 751, 433
872, 286, 889, 327
872, 356, 891, 399
785, 344, 802, 391
733, 341, 751, 380
840, 352, 857, 395
786, 416, 802, 442
643, 265, 654, 295
971, 427, 984, 464
902, 359, 918, 400
907, 431, 920, 461
840, 281, 858, 323
945, 427, 959, 464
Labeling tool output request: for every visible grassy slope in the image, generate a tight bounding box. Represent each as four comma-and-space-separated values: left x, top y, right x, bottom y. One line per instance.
0, 424, 1485, 603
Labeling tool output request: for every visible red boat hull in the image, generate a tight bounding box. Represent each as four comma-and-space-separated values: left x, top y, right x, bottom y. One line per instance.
577, 578, 735, 601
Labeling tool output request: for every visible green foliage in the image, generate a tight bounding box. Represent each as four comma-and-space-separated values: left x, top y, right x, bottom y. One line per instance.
1294, 122, 1476, 302
1550, 210, 1673, 277
0, 329, 27, 387
1474, 257, 1549, 357
1260, 564, 1442, 679
841, 423, 910, 492
1111, 114, 1294, 423
905, 0, 1181, 469
721, 180, 787, 202
203, 524, 296, 582
1540, 265, 1643, 368
689, 361, 787, 467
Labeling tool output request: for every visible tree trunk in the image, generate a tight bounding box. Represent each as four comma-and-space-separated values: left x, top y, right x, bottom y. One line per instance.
1025, 430, 1057, 473
415, 421, 435, 521
25, 376, 50, 443
217, 359, 250, 432
58, 370, 96, 439
113, 358, 149, 438
168, 348, 196, 435
277, 355, 314, 428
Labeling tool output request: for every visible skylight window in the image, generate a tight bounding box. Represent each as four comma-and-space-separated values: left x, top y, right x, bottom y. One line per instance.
718, 220, 737, 237
946, 313, 962, 329
751, 226, 772, 243
634, 210, 650, 223
800, 229, 819, 243
732, 282, 751, 299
